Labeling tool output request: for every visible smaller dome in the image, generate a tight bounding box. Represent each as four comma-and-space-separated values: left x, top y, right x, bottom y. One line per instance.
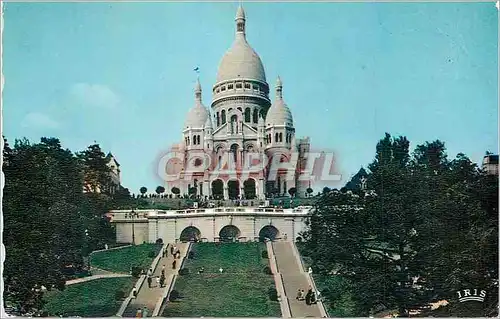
204, 115, 213, 130
265, 77, 293, 127
184, 79, 209, 128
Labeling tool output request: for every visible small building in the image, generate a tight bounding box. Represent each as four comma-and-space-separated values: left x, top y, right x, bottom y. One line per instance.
482, 154, 499, 175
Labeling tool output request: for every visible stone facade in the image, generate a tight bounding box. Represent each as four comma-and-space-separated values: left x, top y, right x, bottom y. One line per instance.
165, 6, 311, 200
110, 207, 310, 244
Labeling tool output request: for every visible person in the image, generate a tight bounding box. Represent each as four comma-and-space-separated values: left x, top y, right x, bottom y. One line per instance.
198, 267, 205, 274
172, 245, 177, 256
308, 267, 313, 274
160, 274, 165, 288
142, 307, 149, 317
219, 267, 223, 273
311, 290, 317, 304
170, 245, 174, 256
147, 268, 153, 277
172, 259, 177, 270
299, 289, 305, 301
176, 251, 181, 259
132, 287, 137, 298
305, 287, 313, 305
147, 276, 152, 288
105, 243, 109, 250
296, 288, 302, 300
155, 276, 160, 287
161, 265, 165, 276
136, 308, 142, 318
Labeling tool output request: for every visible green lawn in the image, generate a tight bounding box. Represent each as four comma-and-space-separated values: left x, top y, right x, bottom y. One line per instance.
42, 277, 135, 317
90, 243, 162, 273
162, 242, 281, 317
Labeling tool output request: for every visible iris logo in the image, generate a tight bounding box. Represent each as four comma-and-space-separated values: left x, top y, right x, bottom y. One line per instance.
456, 289, 486, 303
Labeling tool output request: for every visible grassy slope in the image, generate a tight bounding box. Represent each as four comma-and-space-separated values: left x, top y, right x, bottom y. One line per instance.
90, 243, 162, 273
162, 242, 281, 317
42, 277, 135, 317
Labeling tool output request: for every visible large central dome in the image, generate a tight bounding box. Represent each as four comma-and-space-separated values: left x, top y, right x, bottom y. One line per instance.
216, 6, 266, 83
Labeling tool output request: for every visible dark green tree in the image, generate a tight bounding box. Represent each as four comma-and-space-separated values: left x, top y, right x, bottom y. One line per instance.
155, 186, 165, 195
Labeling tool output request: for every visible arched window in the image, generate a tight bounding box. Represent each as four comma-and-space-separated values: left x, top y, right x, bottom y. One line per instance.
244, 108, 251, 123
253, 109, 258, 123
275, 133, 279, 142
221, 110, 226, 124
230, 144, 238, 164
217, 112, 220, 126
279, 133, 283, 142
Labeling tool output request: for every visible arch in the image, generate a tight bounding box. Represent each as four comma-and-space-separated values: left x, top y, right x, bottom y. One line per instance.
216, 112, 220, 127
230, 143, 238, 164
230, 115, 238, 134
279, 132, 283, 142
259, 225, 280, 242
180, 226, 201, 242
221, 110, 226, 124
253, 108, 259, 123
243, 178, 256, 200
211, 179, 224, 199
219, 225, 241, 242
244, 108, 251, 123
275, 133, 279, 142
227, 179, 240, 200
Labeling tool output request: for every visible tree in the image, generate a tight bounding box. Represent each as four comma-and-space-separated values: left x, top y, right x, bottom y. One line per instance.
302, 133, 499, 317
77, 144, 112, 194
155, 186, 165, 195
306, 187, 313, 197
171, 187, 180, 196
3, 137, 87, 314
288, 187, 297, 198
140, 187, 147, 196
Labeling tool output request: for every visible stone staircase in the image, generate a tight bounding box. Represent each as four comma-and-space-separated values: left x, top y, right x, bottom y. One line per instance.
122, 243, 188, 317
273, 241, 323, 318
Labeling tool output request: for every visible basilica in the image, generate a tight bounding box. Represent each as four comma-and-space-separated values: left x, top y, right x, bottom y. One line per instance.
166, 6, 311, 200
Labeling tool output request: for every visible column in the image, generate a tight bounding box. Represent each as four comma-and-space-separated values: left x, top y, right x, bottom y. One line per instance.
259, 179, 265, 199
202, 182, 209, 198
223, 186, 229, 200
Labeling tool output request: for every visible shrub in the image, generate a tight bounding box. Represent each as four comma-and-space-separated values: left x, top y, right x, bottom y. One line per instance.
261, 250, 269, 259
156, 238, 163, 245
169, 290, 180, 301
188, 251, 195, 259
131, 266, 142, 278
114, 289, 126, 300
268, 287, 278, 301
148, 251, 156, 258
296, 236, 303, 242
179, 268, 189, 276
263, 266, 273, 275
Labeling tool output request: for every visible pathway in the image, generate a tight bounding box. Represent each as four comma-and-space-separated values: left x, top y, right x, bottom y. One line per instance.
123, 243, 188, 317
66, 273, 131, 286
273, 241, 323, 318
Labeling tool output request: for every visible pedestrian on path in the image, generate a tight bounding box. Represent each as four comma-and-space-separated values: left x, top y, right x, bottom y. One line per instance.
142, 307, 149, 317
305, 287, 313, 305
160, 274, 165, 288
308, 267, 313, 274
170, 245, 174, 256
176, 251, 181, 259
219, 267, 223, 273
147, 276, 152, 288
147, 268, 153, 277
161, 265, 165, 276
296, 289, 302, 300
172, 259, 177, 270
135, 308, 142, 318
162, 248, 166, 258
155, 276, 160, 287
132, 287, 137, 298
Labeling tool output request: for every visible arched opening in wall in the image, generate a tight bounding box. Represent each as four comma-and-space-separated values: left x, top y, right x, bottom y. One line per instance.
243, 178, 256, 200
230, 115, 238, 134
253, 109, 258, 123
219, 225, 241, 242
227, 180, 240, 200
259, 225, 280, 242
216, 113, 220, 127
211, 179, 224, 200
180, 226, 201, 242
230, 143, 238, 164
221, 110, 226, 124
244, 108, 251, 122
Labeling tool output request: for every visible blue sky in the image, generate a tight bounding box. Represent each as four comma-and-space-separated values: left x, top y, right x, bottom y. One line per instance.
3, 2, 498, 193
